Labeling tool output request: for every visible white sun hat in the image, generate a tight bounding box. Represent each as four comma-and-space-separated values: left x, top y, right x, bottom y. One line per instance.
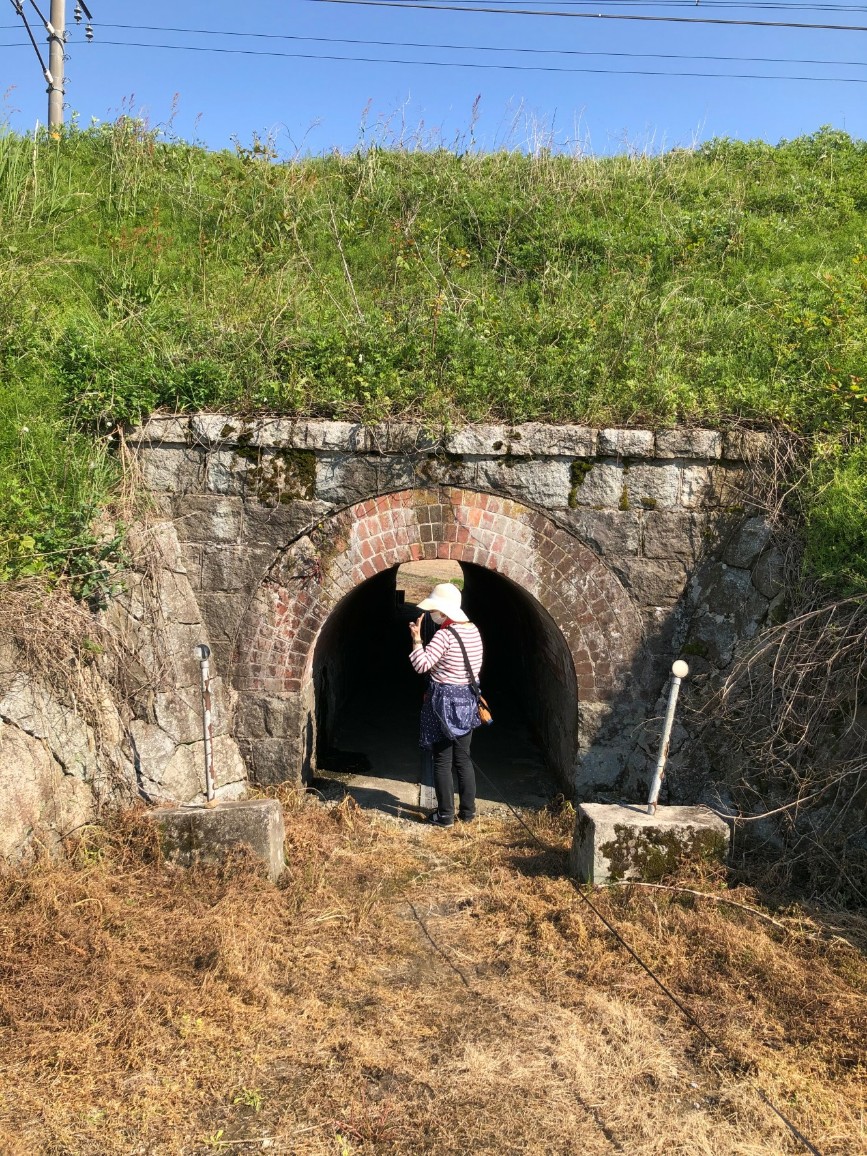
416, 582, 469, 622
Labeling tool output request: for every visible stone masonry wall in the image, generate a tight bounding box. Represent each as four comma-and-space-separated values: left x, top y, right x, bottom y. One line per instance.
130, 416, 776, 798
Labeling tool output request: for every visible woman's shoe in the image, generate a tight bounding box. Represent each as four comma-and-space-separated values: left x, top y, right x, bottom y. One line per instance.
427, 811, 454, 827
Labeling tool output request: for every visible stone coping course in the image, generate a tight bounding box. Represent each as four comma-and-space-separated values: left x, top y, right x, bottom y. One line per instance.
128, 415, 770, 462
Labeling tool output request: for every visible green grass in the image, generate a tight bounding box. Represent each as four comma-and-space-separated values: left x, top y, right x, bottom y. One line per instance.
1, 120, 866, 588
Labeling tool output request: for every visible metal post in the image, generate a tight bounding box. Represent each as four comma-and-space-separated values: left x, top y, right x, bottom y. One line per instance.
195, 644, 216, 803
47, 0, 65, 130
647, 660, 689, 815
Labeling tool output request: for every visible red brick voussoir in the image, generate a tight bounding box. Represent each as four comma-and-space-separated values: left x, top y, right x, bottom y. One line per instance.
235, 487, 643, 703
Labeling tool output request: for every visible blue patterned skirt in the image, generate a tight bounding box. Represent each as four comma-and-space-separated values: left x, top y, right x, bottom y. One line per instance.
419, 681, 481, 749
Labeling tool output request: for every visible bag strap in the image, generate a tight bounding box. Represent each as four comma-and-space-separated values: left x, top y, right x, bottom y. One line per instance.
445, 626, 481, 696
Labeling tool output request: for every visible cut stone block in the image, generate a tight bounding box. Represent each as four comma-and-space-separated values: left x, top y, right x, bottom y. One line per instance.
569, 803, 730, 884
145, 798, 286, 882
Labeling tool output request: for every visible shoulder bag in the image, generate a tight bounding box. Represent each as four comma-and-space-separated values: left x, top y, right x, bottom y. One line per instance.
446, 626, 493, 726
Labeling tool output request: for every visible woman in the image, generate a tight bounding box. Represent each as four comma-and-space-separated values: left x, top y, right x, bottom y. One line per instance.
409, 582, 484, 827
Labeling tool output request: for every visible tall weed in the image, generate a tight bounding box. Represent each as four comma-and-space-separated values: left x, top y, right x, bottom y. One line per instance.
0, 122, 866, 584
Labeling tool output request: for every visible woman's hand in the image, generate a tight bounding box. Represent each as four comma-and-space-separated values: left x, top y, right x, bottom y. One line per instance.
409, 614, 423, 645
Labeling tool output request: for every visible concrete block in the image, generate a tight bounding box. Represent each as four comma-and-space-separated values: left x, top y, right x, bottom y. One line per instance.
146, 798, 286, 882
569, 803, 730, 884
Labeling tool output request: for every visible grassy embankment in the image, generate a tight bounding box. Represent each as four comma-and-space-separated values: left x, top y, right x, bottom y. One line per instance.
0, 795, 864, 1155
0, 121, 865, 592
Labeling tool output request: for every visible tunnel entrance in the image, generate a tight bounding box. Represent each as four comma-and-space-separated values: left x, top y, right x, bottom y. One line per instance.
234, 486, 645, 793
310, 560, 575, 816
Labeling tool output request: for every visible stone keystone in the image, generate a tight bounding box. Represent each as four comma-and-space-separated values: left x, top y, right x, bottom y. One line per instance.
569, 803, 730, 884
145, 798, 286, 882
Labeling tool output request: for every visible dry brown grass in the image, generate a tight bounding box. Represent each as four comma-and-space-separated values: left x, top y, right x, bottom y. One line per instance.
0, 794, 864, 1155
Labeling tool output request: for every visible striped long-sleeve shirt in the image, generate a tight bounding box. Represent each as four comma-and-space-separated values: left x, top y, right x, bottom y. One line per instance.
409, 622, 483, 685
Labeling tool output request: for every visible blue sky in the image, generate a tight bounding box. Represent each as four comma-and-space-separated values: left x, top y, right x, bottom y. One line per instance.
1, 0, 866, 154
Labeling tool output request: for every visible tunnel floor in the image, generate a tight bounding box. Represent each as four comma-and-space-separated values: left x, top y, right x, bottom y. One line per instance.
311, 602, 561, 821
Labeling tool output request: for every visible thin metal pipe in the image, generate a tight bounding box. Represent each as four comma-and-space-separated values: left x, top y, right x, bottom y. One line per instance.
647, 660, 689, 815
195, 643, 216, 803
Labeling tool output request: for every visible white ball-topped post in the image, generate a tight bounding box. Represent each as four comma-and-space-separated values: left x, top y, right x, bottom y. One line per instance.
647, 660, 690, 815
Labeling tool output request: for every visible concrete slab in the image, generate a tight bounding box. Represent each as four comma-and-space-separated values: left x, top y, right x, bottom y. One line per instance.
145, 798, 286, 882
314, 685, 558, 823
569, 803, 730, 885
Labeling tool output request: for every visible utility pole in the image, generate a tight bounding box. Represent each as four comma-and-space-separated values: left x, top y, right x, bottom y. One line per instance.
8, 0, 93, 132
47, 0, 65, 130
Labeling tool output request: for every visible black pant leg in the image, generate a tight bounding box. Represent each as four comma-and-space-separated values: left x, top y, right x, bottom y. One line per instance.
432, 737, 456, 821
453, 731, 476, 819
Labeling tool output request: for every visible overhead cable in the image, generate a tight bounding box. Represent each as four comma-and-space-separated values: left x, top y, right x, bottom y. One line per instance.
24, 21, 867, 71
4, 35, 867, 85
305, 0, 867, 34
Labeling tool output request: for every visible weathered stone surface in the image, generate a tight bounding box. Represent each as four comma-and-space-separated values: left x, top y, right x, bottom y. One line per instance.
171, 496, 244, 545
499, 424, 596, 457
722, 429, 772, 462
256, 419, 367, 452
642, 511, 709, 562
125, 520, 189, 574
205, 449, 249, 497
622, 462, 681, 511
685, 563, 770, 667
199, 544, 274, 594
441, 424, 508, 456
598, 429, 655, 458
474, 458, 573, 509
559, 509, 641, 556
679, 464, 716, 509
0, 674, 95, 780
0, 721, 94, 860
723, 515, 773, 569
656, 429, 722, 460
243, 500, 331, 548
157, 740, 203, 801
569, 802, 730, 883
708, 464, 756, 508
145, 798, 286, 882
189, 414, 247, 446
128, 720, 177, 781
153, 678, 232, 744
138, 446, 204, 493
354, 423, 438, 454
612, 559, 688, 607
128, 416, 191, 444
316, 454, 419, 505
197, 593, 245, 646
568, 461, 625, 508
752, 546, 786, 600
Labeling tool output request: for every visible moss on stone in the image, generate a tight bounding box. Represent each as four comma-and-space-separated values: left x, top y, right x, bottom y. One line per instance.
601, 823, 728, 883
568, 459, 593, 508
619, 487, 631, 511
242, 447, 316, 506
640, 496, 658, 509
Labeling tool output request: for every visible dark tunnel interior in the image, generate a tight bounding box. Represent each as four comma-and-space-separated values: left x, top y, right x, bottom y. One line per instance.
311, 563, 577, 813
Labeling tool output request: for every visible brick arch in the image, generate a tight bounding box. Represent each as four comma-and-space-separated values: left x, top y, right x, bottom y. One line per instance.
235, 487, 644, 708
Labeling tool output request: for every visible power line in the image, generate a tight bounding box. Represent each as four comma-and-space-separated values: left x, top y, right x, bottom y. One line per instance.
4, 35, 867, 85
22, 21, 867, 72
305, 0, 867, 34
